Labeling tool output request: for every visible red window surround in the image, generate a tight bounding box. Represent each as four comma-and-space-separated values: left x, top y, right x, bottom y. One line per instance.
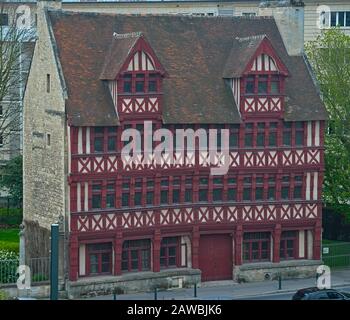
243, 232, 271, 263
121, 239, 151, 273
86, 243, 112, 276
280, 231, 298, 260
120, 71, 161, 95
160, 237, 181, 269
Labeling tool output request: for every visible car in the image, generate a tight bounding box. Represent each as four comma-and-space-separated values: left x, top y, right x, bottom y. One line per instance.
292, 287, 350, 300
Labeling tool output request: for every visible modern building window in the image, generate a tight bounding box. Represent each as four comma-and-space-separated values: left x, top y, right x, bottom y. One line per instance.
122, 239, 151, 272
330, 11, 350, 27
87, 243, 112, 275
160, 237, 179, 268
243, 232, 271, 263
280, 231, 297, 260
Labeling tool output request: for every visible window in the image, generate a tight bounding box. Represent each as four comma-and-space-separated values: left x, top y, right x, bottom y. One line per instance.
46, 74, 51, 93
293, 175, 303, 199
160, 237, 179, 268
47, 134, 51, 146
122, 239, 151, 272
134, 178, 142, 206
267, 176, 275, 201
0, 14, 9, 26
330, 11, 350, 27
243, 232, 271, 263
283, 122, 292, 146
185, 177, 192, 203
256, 122, 265, 147
123, 74, 132, 93
146, 178, 154, 206
242, 12, 256, 17
281, 175, 290, 200
107, 127, 117, 152
161, 190, 169, 204
269, 122, 277, 147
106, 183, 115, 208
229, 124, 239, 148
122, 178, 130, 207
94, 127, 104, 153
245, 123, 253, 147
227, 176, 237, 201
87, 243, 112, 275
255, 176, 264, 201
270, 76, 280, 94
199, 189, 208, 202
0, 135, 3, 147
199, 177, 208, 202
92, 183, 102, 209
295, 122, 304, 146
148, 80, 157, 92
245, 76, 255, 94
258, 75, 268, 94
243, 176, 252, 201
135, 74, 145, 93
0, 105, 3, 117
280, 231, 297, 260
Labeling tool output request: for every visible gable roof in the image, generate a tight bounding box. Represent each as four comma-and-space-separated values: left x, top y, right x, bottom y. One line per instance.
100, 33, 140, 80
48, 11, 327, 126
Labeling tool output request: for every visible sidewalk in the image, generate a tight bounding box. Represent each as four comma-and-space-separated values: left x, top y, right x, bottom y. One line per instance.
85, 268, 350, 300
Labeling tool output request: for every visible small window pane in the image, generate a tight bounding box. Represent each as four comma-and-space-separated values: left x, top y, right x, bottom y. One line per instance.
258, 81, 268, 94
108, 137, 116, 151
271, 81, 279, 94
283, 132, 291, 146
245, 81, 255, 94
123, 81, 132, 93
136, 81, 144, 92
148, 81, 157, 92
243, 188, 251, 201
94, 137, 103, 152
173, 189, 180, 203
106, 194, 115, 208
331, 12, 337, 26
122, 193, 129, 207
213, 189, 223, 202
268, 187, 275, 200
185, 189, 192, 202
255, 187, 263, 201
296, 131, 303, 146
257, 133, 265, 147
199, 190, 208, 202
146, 191, 154, 205
281, 186, 289, 200
245, 134, 253, 147
294, 186, 302, 199
134, 192, 142, 206
92, 195, 101, 209
161, 190, 168, 204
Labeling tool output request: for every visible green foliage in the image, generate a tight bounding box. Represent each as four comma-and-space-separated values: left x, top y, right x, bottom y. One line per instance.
0, 250, 19, 284
0, 229, 19, 253
0, 290, 9, 300
0, 208, 22, 226
0, 156, 22, 206
305, 28, 350, 213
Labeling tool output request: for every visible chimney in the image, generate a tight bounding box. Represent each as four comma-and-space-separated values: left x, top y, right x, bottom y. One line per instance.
259, 1, 305, 56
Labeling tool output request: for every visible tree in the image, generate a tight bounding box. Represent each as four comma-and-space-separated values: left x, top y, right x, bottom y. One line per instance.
0, 4, 34, 151
305, 28, 350, 217
0, 155, 22, 206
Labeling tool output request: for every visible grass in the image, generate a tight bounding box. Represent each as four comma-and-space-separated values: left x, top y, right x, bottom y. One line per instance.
0, 228, 19, 253
322, 239, 350, 268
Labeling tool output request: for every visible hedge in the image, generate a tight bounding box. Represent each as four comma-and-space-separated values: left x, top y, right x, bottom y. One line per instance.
0, 208, 22, 226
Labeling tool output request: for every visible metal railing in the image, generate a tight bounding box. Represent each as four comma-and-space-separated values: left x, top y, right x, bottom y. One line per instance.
0, 257, 50, 286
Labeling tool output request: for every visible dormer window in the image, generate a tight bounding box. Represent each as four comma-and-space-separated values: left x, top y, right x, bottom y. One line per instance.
244, 75, 281, 95
135, 74, 145, 92
123, 74, 132, 93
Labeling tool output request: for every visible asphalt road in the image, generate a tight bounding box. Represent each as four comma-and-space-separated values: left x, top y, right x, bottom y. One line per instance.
235, 285, 350, 300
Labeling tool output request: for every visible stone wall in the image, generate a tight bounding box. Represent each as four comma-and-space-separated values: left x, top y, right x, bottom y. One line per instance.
233, 260, 322, 282
67, 268, 201, 299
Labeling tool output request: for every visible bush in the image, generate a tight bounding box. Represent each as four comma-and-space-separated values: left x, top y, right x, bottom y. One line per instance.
0, 290, 9, 300
0, 250, 19, 284
0, 208, 22, 226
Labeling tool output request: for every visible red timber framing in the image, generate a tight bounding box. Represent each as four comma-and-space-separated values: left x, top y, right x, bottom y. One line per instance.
67, 35, 325, 282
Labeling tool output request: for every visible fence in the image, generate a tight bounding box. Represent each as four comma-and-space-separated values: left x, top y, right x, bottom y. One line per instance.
322, 241, 350, 268
0, 257, 50, 286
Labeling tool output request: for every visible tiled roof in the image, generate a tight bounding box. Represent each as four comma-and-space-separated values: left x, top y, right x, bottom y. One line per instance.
48, 11, 327, 126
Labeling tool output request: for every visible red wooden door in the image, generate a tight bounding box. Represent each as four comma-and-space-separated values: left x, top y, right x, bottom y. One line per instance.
199, 234, 233, 281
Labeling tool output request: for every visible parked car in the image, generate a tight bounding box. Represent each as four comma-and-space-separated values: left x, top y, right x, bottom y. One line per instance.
292, 287, 350, 300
